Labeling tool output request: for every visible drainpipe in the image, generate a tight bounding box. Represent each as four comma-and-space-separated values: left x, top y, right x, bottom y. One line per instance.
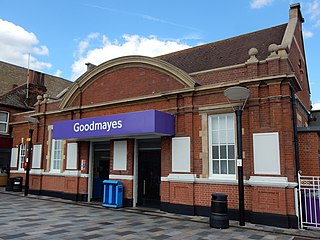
291, 87, 301, 228
291, 87, 300, 177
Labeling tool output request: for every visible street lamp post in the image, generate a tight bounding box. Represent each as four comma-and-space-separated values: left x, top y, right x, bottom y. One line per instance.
224, 86, 250, 227
24, 116, 39, 197
25, 129, 33, 196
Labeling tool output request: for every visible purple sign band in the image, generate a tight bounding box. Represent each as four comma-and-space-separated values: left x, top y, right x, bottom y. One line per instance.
52, 110, 174, 139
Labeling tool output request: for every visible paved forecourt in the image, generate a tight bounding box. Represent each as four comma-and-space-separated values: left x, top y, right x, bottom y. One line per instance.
0, 192, 317, 240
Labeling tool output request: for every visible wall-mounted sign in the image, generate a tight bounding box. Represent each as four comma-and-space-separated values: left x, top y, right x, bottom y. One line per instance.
52, 110, 174, 139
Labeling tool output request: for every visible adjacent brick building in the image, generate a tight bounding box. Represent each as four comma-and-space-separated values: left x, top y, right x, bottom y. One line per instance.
0, 62, 72, 186
7, 4, 320, 229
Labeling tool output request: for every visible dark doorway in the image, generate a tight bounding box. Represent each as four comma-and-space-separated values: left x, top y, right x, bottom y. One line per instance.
137, 139, 161, 208
92, 141, 110, 201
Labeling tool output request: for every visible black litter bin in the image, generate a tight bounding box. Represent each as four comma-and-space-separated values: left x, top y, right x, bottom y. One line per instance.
209, 192, 229, 229
12, 177, 23, 192
5, 178, 15, 191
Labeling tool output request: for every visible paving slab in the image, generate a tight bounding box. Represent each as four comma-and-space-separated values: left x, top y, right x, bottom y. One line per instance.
0, 189, 319, 240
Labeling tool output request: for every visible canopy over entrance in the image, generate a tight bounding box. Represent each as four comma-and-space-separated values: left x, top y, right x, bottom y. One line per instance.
52, 110, 174, 139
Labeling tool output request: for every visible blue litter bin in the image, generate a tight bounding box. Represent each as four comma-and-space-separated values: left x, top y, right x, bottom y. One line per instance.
102, 180, 123, 208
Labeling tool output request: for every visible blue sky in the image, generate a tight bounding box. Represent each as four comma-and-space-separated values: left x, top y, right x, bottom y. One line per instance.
1, 0, 320, 109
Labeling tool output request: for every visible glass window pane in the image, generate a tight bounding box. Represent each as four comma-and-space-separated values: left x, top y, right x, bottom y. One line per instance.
220, 145, 227, 159
228, 160, 235, 174
220, 130, 227, 144
227, 130, 234, 144
221, 160, 227, 174
212, 146, 219, 159
213, 160, 219, 174
212, 131, 219, 144
0, 112, 8, 122
227, 115, 234, 129
0, 123, 6, 132
211, 116, 218, 130
228, 145, 235, 159
219, 116, 226, 130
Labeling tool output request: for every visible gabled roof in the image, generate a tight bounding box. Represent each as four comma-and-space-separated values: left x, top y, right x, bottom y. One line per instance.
157, 24, 287, 73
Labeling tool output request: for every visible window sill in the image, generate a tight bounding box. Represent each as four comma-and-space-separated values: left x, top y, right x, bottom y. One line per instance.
10, 169, 26, 174
196, 178, 239, 185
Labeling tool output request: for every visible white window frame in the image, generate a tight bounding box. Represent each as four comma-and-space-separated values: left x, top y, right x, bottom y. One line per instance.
50, 139, 63, 172
18, 143, 26, 171
208, 113, 236, 180
0, 111, 9, 134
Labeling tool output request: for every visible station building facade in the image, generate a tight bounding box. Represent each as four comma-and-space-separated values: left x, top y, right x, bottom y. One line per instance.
8, 4, 319, 228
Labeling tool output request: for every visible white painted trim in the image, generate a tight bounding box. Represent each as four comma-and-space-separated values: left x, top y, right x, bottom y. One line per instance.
248, 176, 297, 188
161, 173, 196, 183
10, 170, 25, 174
161, 174, 240, 185
63, 170, 81, 176
30, 169, 45, 175
109, 174, 134, 180
42, 170, 81, 177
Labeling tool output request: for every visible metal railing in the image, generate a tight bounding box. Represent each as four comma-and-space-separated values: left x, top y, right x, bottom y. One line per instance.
298, 172, 320, 229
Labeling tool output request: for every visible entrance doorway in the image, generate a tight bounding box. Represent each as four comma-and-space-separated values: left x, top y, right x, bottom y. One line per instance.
92, 141, 110, 201
137, 139, 161, 208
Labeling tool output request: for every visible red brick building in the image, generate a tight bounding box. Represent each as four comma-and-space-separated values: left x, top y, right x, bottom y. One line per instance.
0, 62, 72, 186
8, 4, 319, 228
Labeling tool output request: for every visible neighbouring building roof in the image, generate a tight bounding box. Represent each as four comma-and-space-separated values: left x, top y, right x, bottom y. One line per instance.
0, 83, 45, 110
0, 61, 72, 98
157, 24, 287, 73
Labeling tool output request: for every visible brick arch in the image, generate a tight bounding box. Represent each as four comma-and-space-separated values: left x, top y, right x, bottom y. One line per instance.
59, 55, 196, 109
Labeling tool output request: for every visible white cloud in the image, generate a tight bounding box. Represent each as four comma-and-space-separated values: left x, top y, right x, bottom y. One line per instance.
305, 0, 320, 28
71, 34, 191, 80
303, 30, 314, 38
312, 101, 320, 110
306, 0, 320, 20
0, 18, 51, 70
54, 69, 62, 77
250, 0, 273, 9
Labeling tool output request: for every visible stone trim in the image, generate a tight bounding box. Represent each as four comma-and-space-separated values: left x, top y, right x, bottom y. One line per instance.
59, 55, 197, 109
248, 176, 298, 188
109, 174, 134, 180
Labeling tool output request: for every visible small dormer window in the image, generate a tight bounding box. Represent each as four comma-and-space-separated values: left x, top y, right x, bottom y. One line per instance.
0, 111, 9, 134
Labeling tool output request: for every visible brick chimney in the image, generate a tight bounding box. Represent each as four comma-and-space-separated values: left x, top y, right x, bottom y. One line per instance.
85, 62, 96, 72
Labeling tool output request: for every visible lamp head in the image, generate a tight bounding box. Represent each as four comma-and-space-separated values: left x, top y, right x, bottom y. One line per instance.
224, 86, 250, 101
